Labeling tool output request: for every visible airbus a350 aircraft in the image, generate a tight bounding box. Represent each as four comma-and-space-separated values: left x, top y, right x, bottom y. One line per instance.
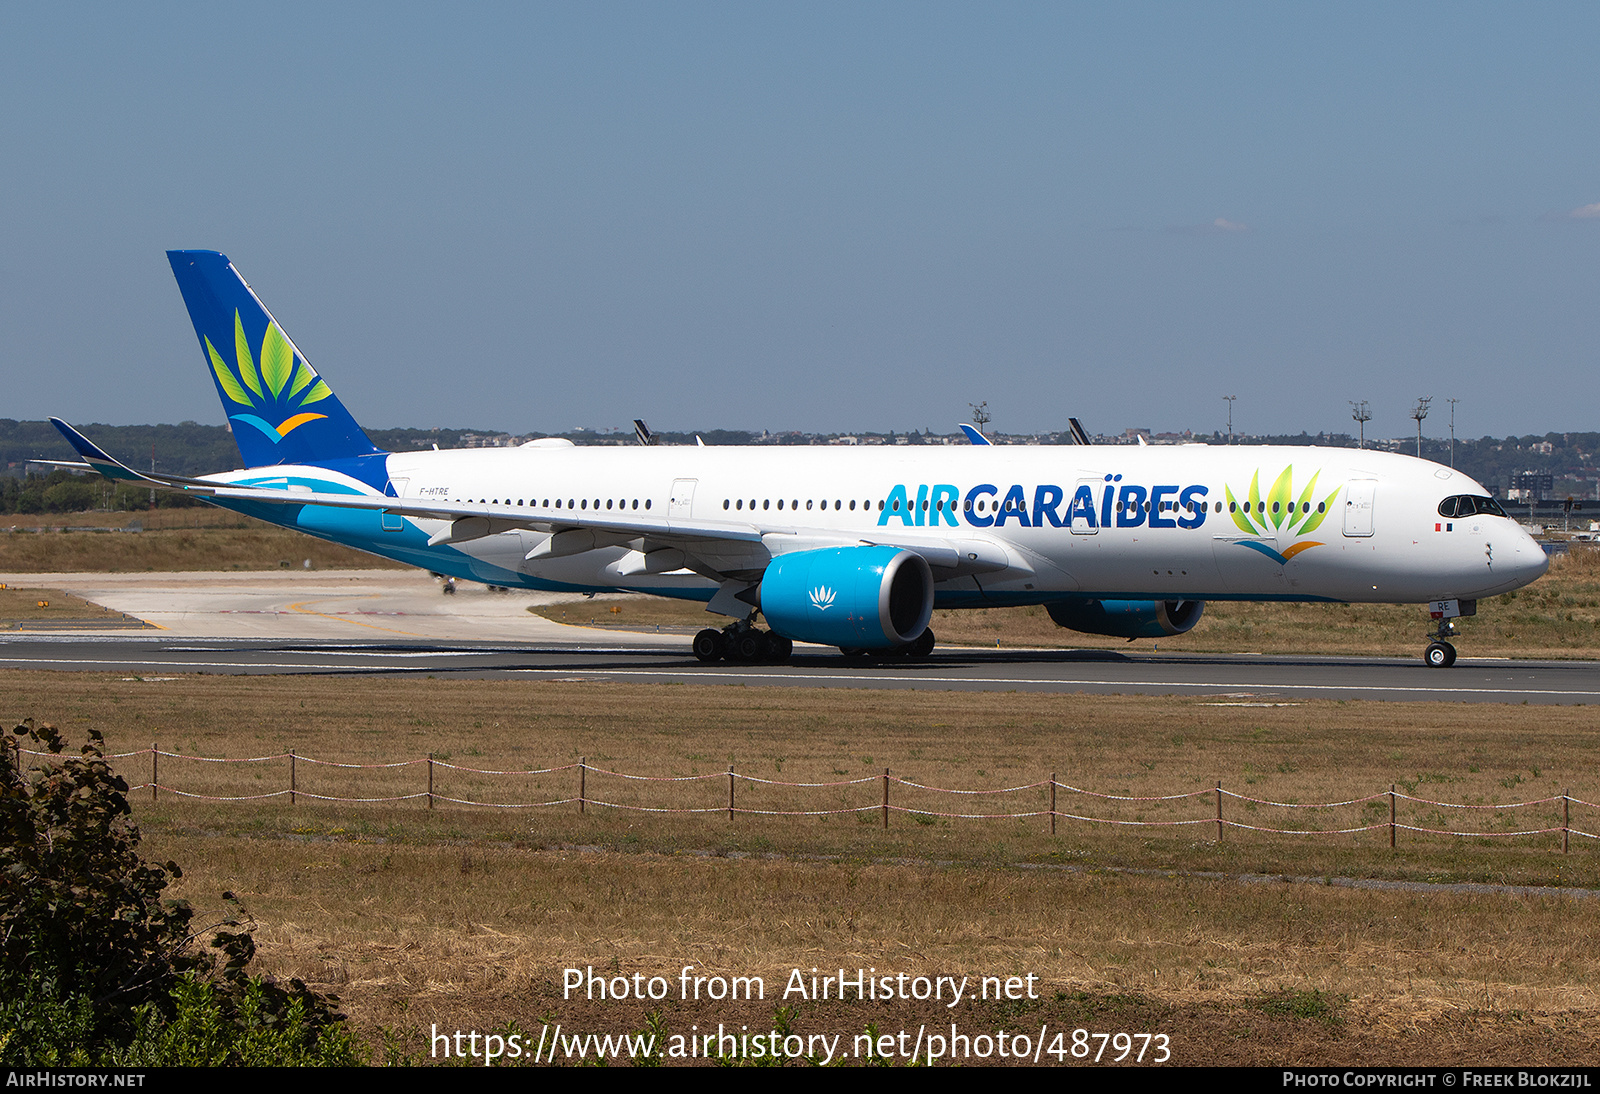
53, 250, 1549, 667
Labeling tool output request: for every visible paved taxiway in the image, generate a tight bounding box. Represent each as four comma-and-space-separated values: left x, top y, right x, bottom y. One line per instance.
1, 570, 1595, 703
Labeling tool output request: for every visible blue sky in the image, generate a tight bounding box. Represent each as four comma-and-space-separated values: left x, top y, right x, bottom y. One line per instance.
3, 3, 1597, 441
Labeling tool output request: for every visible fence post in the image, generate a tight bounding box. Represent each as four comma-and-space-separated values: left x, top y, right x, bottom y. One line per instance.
728, 764, 735, 821
427, 753, 435, 811
1564, 790, 1570, 854
1390, 784, 1396, 849
882, 768, 890, 829
1050, 772, 1057, 836
579, 757, 586, 814
289, 749, 296, 806
151, 742, 158, 803
1215, 781, 1223, 842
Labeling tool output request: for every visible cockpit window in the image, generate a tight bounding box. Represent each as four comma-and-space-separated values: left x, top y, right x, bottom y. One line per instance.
1438, 495, 1507, 519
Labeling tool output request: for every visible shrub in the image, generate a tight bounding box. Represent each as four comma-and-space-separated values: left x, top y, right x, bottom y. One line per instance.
0, 720, 361, 1065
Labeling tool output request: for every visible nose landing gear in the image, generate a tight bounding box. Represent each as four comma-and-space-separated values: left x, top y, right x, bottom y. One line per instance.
1425, 638, 1456, 668
1422, 599, 1474, 667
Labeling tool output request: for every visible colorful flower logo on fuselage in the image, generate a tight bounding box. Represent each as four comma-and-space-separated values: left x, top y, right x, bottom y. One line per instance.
1224, 466, 1340, 565
205, 310, 331, 444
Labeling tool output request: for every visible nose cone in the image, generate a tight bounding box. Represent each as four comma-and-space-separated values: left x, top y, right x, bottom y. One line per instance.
1507, 528, 1551, 589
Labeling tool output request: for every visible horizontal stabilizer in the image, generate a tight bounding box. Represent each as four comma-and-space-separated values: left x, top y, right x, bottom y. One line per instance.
50, 419, 157, 483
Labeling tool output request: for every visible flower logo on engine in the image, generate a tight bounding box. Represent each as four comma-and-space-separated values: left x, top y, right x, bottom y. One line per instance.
809, 585, 836, 611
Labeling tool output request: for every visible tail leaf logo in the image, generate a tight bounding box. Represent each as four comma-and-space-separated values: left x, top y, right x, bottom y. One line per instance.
1224, 466, 1339, 564
206, 310, 331, 443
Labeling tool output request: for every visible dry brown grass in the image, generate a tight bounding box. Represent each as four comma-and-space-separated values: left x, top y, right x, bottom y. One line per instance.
5, 507, 261, 531
10, 672, 1600, 1065
155, 838, 1600, 1066
0, 524, 405, 572
11, 671, 1595, 885
0, 586, 139, 625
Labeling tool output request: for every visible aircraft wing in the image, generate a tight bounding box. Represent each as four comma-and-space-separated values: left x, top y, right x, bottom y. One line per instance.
51, 419, 1010, 579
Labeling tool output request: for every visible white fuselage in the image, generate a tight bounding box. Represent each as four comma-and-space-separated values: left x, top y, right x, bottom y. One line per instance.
212, 441, 1548, 610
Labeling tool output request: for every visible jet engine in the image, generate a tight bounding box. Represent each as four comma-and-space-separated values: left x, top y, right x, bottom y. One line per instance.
1046, 597, 1204, 639
759, 546, 933, 649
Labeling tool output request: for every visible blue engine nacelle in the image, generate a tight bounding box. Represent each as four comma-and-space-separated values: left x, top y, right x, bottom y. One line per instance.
759, 546, 934, 649
1045, 597, 1204, 639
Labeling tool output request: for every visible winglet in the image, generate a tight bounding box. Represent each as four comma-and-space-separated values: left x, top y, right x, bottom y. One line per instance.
49, 419, 152, 483
959, 423, 992, 446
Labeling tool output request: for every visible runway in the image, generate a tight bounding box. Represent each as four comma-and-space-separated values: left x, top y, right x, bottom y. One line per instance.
2, 570, 1596, 702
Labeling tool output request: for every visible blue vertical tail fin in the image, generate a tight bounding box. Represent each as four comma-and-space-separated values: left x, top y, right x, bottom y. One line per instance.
167, 250, 381, 468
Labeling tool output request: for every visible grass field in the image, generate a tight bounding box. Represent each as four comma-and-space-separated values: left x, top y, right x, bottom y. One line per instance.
0, 516, 405, 573
0, 586, 141, 626
8, 671, 1600, 1065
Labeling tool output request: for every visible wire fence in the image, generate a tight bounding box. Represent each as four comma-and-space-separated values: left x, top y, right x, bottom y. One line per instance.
12, 741, 1594, 851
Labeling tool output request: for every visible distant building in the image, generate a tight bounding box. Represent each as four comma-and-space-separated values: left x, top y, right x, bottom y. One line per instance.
1508, 472, 1554, 502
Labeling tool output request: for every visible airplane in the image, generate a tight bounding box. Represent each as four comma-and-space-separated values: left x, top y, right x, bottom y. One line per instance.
51, 250, 1549, 668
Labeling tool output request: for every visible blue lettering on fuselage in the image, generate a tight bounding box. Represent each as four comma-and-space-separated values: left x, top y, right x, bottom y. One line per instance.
877, 480, 1210, 531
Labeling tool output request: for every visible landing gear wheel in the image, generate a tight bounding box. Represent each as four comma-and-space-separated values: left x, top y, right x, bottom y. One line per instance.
907, 628, 935, 659
731, 630, 763, 662
692, 628, 723, 663
765, 635, 793, 663
1424, 641, 1457, 668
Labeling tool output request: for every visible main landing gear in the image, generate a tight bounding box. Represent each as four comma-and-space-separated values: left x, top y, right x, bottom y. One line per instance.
840, 627, 936, 661
693, 620, 794, 664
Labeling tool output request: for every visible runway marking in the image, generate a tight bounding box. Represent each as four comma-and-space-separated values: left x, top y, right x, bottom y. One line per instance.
1, 650, 1594, 701
503, 667, 1600, 699
287, 596, 429, 637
